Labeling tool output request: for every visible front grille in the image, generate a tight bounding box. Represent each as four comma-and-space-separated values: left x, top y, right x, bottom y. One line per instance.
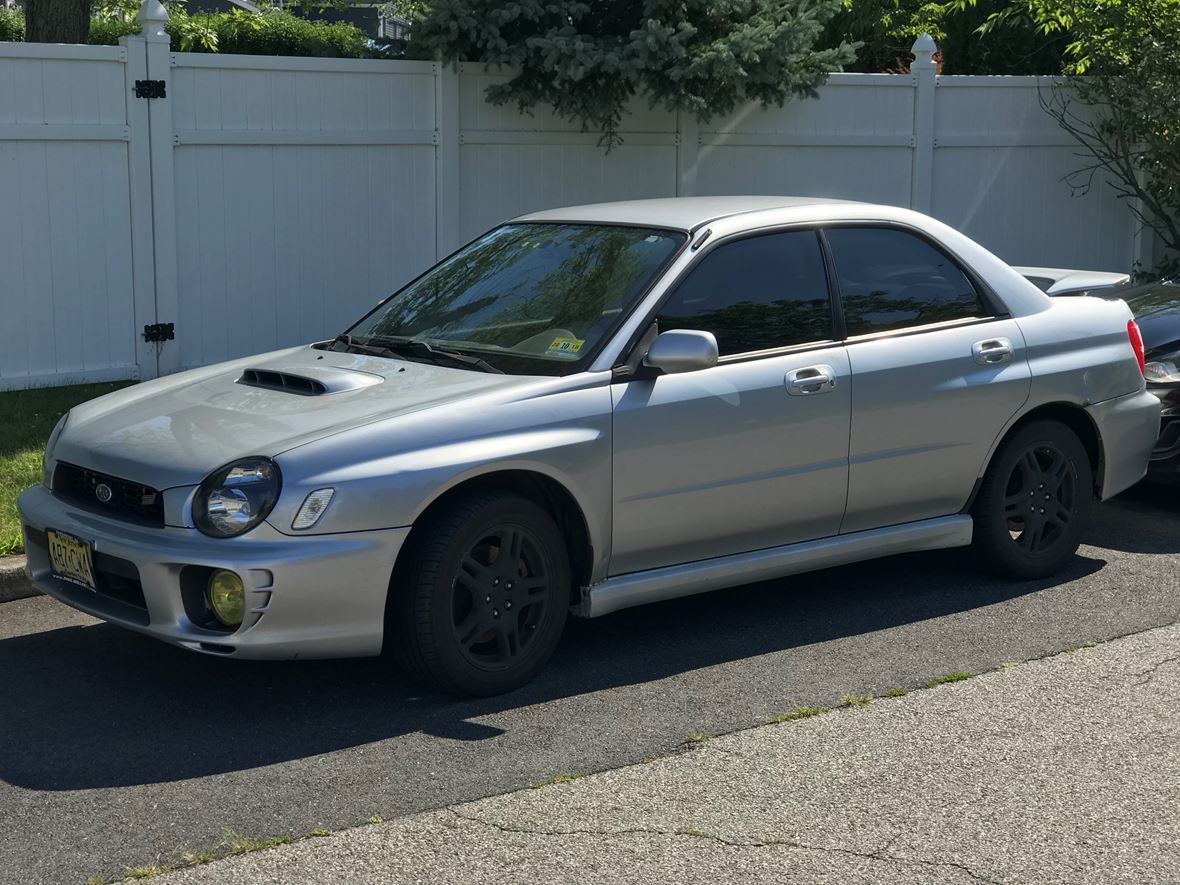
52, 462, 165, 527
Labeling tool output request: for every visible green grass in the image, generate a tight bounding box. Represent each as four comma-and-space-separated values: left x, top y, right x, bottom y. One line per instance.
768, 705, 828, 724
884, 687, 908, 698
842, 692, 874, 707
924, 671, 973, 688
0, 381, 133, 556
224, 829, 290, 855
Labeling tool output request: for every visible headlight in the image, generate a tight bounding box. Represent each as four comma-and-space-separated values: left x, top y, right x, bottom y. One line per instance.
1144, 353, 1180, 384
193, 457, 281, 538
43, 412, 69, 487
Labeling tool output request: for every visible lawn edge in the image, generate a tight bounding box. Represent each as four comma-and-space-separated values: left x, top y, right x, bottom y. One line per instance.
0, 555, 39, 603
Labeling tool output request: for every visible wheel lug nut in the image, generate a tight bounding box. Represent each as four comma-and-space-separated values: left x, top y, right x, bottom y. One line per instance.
493, 578, 500, 586
485, 594, 491, 604
1039, 508, 1045, 514
505, 600, 513, 609
492, 609, 500, 618
1044, 494, 1050, 500
506, 582, 513, 590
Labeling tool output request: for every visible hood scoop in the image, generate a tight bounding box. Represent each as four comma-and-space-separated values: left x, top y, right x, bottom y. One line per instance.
237, 365, 383, 396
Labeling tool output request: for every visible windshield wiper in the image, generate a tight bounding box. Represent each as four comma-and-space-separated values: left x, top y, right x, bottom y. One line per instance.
329, 334, 399, 359
378, 338, 505, 374
331, 334, 505, 374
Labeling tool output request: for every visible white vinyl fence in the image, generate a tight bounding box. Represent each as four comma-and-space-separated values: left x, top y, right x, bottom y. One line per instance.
0, 10, 1145, 390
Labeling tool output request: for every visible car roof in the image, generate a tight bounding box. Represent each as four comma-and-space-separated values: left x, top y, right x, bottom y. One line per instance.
515, 196, 860, 232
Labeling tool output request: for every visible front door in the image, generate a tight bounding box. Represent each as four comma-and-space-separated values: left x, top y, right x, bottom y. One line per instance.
610, 229, 852, 575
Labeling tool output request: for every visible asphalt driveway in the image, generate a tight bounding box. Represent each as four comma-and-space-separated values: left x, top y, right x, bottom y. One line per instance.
0, 484, 1176, 885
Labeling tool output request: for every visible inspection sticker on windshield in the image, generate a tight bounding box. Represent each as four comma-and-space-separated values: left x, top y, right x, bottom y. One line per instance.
546, 337, 585, 358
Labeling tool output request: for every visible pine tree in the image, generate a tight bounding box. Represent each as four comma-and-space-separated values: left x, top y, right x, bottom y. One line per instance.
411, 0, 857, 147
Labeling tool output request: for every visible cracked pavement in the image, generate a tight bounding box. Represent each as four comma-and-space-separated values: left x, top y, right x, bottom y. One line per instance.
153, 622, 1180, 885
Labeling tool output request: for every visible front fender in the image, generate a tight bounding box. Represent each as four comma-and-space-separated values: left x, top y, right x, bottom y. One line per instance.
268, 379, 614, 580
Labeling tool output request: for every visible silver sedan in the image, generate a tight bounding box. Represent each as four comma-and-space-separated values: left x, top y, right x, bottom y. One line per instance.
19, 197, 1161, 695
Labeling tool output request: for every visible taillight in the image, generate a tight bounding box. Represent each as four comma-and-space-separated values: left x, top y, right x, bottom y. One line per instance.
1127, 319, 1146, 376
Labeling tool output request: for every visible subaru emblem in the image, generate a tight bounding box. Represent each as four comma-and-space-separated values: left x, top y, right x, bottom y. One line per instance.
95, 483, 113, 503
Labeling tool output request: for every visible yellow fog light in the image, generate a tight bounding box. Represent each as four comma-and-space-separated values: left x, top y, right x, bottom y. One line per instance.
207, 569, 245, 627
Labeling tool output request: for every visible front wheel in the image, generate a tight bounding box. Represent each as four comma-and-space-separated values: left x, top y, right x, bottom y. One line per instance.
972, 419, 1094, 580
387, 491, 570, 696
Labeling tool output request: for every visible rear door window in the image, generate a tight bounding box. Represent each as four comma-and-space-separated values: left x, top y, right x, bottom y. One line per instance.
824, 227, 986, 336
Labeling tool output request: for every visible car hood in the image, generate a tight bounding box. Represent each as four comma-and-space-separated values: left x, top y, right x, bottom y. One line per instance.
53, 345, 535, 489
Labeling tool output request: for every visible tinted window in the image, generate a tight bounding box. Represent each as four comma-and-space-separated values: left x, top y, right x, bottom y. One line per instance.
656, 231, 833, 356
825, 227, 985, 336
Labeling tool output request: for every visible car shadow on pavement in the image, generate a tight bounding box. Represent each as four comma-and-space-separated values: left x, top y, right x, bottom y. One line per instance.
0, 485, 1170, 794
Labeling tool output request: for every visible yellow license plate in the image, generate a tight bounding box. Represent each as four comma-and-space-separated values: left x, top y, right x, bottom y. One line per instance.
47, 529, 97, 591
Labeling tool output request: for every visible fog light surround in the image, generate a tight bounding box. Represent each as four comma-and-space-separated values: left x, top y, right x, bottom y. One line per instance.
207, 569, 245, 628
292, 488, 335, 530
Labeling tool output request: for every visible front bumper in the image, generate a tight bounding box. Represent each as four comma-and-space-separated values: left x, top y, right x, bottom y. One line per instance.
18, 484, 409, 659
1145, 386, 1180, 482
1086, 389, 1163, 498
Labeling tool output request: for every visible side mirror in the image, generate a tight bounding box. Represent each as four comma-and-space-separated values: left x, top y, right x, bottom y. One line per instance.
643, 329, 719, 375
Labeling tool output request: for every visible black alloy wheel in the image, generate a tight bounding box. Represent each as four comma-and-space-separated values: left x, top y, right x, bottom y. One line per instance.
451, 524, 552, 669
972, 419, 1093, 580
1002, 443, 1076, 553
388, 491, 570, 696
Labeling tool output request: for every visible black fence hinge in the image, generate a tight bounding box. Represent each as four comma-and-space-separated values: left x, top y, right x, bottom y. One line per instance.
134, 79, 167, 99
143, 323, 175, 343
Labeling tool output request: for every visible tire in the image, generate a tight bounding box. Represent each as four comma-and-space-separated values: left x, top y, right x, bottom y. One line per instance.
971, 419, 1094, 580
387, 491, 570, 696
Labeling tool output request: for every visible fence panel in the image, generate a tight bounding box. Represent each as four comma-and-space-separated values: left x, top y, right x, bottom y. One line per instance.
456, 64, 680, 243
169, 54, 438, 369
0, 44, 138, 391
932, 77, 1137, 271
0, 40, 1156, 390
694, 76, 918, 209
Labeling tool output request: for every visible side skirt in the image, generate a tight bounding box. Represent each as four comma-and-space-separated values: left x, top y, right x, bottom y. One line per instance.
578, 515, 974, 618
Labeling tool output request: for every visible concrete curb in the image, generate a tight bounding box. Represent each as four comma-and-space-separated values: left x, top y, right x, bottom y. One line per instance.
0, 555, 39, 603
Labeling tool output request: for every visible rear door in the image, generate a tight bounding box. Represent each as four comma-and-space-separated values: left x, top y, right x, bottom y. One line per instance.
610, 229, 852, 575
823, 225, 1032, 534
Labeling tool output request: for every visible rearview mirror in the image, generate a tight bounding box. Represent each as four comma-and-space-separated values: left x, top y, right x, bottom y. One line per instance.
643, 329, 719, 375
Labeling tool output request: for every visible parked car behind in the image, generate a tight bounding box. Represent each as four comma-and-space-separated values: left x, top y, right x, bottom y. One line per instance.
21, 197, 1161, 695
1018, 269, 1179, 483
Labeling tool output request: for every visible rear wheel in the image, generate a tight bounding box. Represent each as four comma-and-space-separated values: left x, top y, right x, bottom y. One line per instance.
388, 491, 569, 696
972, 419, 1094, 580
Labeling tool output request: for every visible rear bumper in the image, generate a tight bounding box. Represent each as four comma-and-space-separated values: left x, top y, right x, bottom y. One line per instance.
18, 484, 408, 660
1086, 389, 1162, 499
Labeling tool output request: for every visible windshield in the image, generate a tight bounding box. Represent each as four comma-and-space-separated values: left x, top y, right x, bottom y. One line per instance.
344, 223, 686, 375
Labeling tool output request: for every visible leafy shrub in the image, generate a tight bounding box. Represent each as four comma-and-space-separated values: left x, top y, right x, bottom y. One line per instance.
86, 17, 143, 45
0, 6, 369, 57
0, 6, 25, 42
172, 9, 368, 57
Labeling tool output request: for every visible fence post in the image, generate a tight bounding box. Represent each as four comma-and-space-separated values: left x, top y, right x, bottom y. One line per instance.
121, 27, 158, 380
435, 61, 461, 259
909, 33, 937, 214
139, 0, 181, 375
676, 110, 699, 197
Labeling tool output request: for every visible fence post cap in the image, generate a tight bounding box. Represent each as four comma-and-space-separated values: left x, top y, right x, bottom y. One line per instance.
136, 0, 169, 30
911, 33, 938, 57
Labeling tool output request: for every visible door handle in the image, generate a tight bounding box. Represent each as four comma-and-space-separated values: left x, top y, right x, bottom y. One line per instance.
972, 337, 1014, 366
786, 365, 836, 395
